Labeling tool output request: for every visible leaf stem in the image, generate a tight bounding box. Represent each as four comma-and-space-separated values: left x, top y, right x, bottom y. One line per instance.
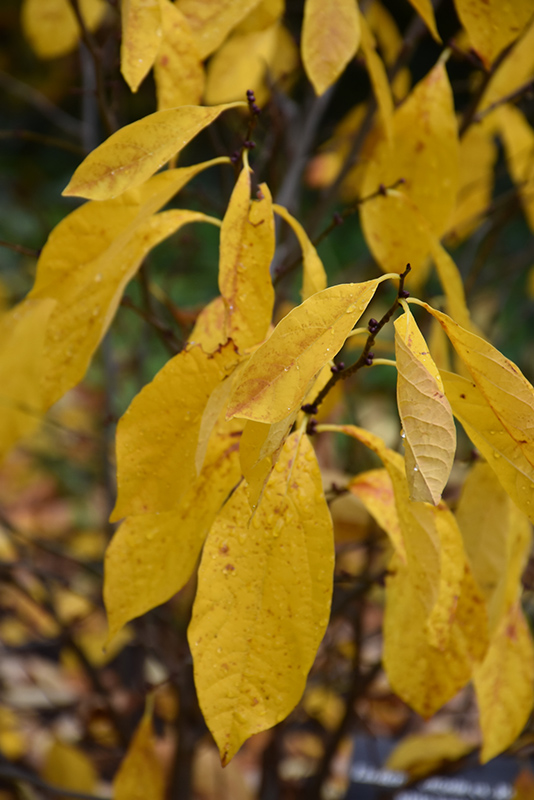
306, 265, 411, 413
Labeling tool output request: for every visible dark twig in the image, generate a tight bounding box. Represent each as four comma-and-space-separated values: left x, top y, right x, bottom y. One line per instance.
120, 295, 182, 355
306, 265, 411, 413
0, 238, 40, 258
472, 78, 534, 124
458, 44, 513, 138
0, 129, 86, 155
0, 763, 110, 800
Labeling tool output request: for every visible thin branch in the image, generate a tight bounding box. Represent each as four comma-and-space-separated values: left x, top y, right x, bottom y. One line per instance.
0, 70, 83, 138
66, 0, 117, 135
306, 265, 411, 414
0, 239, 40, 258
120, 295, 182, 355
458, 43, 513, 138
0, 129, 86, 155
472, 78, 534, 124
0, 763, 110, 800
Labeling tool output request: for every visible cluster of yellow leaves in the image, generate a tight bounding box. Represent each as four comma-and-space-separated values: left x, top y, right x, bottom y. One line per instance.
11, 0, 534, 774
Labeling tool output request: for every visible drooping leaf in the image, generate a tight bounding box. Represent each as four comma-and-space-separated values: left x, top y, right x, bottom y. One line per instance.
386, 732, 471, 779
154, 0, 204, 109
219, 172, 275, 350
189, 433, 334, 765
384, 554, 487, 717
404, 0, 441, 42
0, 299, 55, 461
332, 425, 483, 653
105, 417, 242, 642
441, 370, 534, 524
175, 0, 262, 59
474, 604, 534, 763
120, 0, 162, 92
42, 739, 97, 794
348, 468, 406, 561
21, 0, 107, 59
113, 706, 165, 800
394, 307, 456, 504
365, 1, 411, 101
446, 121, 498, 243
472, 493, 533, 762
360, 62, 459, 278
454, 0, 533, 67
111, 342, 240, 521
63, 103, 245, 200
227, 279, 383, 424
234, 0, 284, 33
424, 305, 534, 471
493, 105, 534, 232
273, 203, 327, 300
34, 209, 220, 409
239, 412, 298, 507
480, 18, 534, 110
301, 0, 361, 96
359, 13, 394, 140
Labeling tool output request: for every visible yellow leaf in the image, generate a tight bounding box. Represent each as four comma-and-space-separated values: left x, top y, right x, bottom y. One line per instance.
456, 462, 514, 609
474, 603, 534, 762
301, 0, 361, 96
273, 203, 327, 300
480, 18, 534, 111
120, 0, 162, 92
384, 554, 487, 717
113, 707, 165, 800
63, 103, 244, 200
348, 468, 407, 561
441, 370, 534, 524
204, 24, 278, 106
359, 13, 394, 140
446, 121, 498, 243
424, 305, 534, 472
329, 425, 479, 652
303, 685, 345, 731
365, 2, 411, 101
394, 307, 456, 504
219, 172, 275, 350
154, 0, 204, 109
239, 412, 297, 506
234, 0, 284, 33
111, 341, 239, 520
175, 0, 262, 59
454, 0, 533, 67
35, 209, 219, 409
428, 314, 452, 373
189, 433, 334, 764
227, 279, 383, 424
493, 105, 534, 232
21, 0, 106, 59
386, 732, 471, 779
360, 62, 458, 278
189, 295, 227, 352
0, 299, 55, 461
42, 739, 97, 794
105, 417, 242, 641
0, 707, 26, 760
404, 0, 441, 42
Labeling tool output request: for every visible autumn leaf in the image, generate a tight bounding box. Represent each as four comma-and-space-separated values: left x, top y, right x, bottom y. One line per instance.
63, 103, 245, 200
423, 305, 534, 472
175, 0, 262, 59
359, 13, 394, 140
239, 412, 298, 507
404, 0, 441, 42
441, 370, 534, 524
394, 307, 456, 504
227, 279, 384, 424
21, 0, 107, 59
113, 705, 165, 800
189, 433, 334, 764
111, 341, 240, 521
360, 62, 458, 279
219, 170, 275, 351
386, 732, 471, 779
42, 739, 97, 794
301, 0, 361, 96
493, 105, 534, 232
348, 468, 406, 561
189, 295, 228, 352
120, 0, 162, 92
454, 0, 533, 67
0, 299, 55, 461
105, 417, 242, 642
480, 18, 534, 111
154, 0, 204, 109
273, 203, 327, 300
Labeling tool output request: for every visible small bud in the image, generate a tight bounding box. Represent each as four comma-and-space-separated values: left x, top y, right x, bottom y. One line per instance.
301, 403, 318, 415
399, 289, 410, 299
251, 103, 261, 115
365, 352, 374, 366
368, 318, 378, 332
246, 89, 255, 101
337, 361, 345, 371
230, 150, 241, 164
243, 139, 256, 149
378, 183, 387, 196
